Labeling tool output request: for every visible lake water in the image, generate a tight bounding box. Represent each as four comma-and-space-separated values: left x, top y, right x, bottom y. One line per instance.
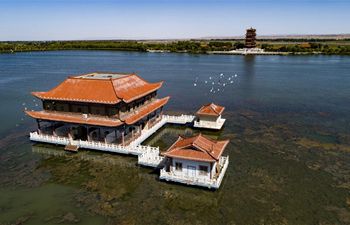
0, 51, 350, 225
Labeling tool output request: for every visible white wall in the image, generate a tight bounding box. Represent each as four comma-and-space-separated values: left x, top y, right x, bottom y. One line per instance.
171, 158, 212, 180
198, 115, 220, 123
211, 161, 217, 178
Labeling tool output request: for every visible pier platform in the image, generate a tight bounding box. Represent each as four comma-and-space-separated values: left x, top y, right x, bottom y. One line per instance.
29, 114, 195, 166
29, 114, 229, 189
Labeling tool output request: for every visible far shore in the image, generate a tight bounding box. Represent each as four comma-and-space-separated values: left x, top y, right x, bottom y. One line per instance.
1, 39, 350, 55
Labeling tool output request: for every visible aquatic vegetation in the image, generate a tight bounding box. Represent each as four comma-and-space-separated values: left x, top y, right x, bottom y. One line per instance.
1, 51, 350, 224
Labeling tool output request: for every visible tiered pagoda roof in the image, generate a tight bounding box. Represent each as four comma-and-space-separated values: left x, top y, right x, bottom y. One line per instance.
196, 103, 225, 116
32, 72, 163, 104
162, 134, 229, 162
26, 72, 170, 127
245, 27, 257, 48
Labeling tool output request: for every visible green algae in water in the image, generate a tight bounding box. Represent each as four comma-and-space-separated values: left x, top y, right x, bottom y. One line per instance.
0, 184, 106, 225
1, 52, 350, 224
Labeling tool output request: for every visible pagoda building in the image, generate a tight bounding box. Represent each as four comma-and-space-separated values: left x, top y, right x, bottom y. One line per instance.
194, 103, 226, 130
160, 133, 230, 188
245, 27, 257, 48
26, 72, 170, 147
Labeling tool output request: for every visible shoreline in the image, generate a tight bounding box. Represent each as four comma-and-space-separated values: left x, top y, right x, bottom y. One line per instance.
1, 48, 349, 56
1, 39, 350, 55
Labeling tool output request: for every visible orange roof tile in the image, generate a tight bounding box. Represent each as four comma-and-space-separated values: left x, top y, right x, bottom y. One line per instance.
124, 97, 170, 125
111, 75, 163, 103
32, 73, 163, 104
25, 110, 123, 127
196, 103, 225, 116
162, 134, 229, 162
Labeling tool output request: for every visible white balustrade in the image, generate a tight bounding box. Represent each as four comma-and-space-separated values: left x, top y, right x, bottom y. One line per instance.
30, 132, 70, 145
163, 114, 195, 124
29, 114, 229, 188
194, 118, 226, 130
159, 155, 229, 189
30, 114, 197, 169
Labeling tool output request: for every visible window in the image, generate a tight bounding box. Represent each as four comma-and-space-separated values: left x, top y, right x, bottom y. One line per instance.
77, 107, 82, 113
175, 162, 182, 171
199, 165, 208, 175
109, 108, 117, 115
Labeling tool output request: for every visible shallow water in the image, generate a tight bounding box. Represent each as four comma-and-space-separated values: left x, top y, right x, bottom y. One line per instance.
0, 51, 350, 224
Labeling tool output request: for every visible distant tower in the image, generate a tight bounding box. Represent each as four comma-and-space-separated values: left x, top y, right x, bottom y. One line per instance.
245, 28, 257, 48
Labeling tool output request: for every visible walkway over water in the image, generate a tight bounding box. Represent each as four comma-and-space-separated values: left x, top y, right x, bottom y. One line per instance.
29, 114, 229, 189
30, 114, 195, 166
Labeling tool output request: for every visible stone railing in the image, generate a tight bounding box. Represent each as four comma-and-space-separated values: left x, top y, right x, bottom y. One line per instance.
30, 132, 70, 145
129, 117, 167, 146
148, 116, 162, 129
163, 114, 195, 124
29, 131, 159, 157
160, 155, 229, 189
215, 155, 229, 188
79, 140, 134, 154
194, 118, 225, 129
160, 169, 216, 188
137, 146, 164, 167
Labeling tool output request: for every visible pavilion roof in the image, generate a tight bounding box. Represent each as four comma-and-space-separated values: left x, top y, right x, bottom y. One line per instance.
196, 103, 225, 116
32, 72, 163, 104
162, 134, 229, 162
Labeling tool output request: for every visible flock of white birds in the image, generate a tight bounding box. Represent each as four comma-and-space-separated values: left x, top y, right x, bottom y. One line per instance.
19, 99, 39, 126
193, 73, 238, 94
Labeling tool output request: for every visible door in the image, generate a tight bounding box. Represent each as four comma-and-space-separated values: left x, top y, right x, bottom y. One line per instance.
187, 166, 196, 177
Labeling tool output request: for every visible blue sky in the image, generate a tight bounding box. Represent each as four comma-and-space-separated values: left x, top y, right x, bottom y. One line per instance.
0, 0, 349, 41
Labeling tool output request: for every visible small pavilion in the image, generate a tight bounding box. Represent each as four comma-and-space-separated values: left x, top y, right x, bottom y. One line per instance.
160, 133, 229, 188
194, 103, 226, 130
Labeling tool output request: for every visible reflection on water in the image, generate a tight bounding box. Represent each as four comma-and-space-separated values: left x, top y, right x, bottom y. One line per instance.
0, 51, 350, 224
243, 55, 256, 82
240, 55, 256, 98
144, 124, 222, 150
32, 144, 138, 168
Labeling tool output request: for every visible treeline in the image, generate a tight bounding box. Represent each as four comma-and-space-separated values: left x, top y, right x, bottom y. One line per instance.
259, 38, 350, 42
261, 42, 350, 55
0, 41, 147, 53
0, 40, 237, 54
1, 40, 350, 55
145, 41, 243, 53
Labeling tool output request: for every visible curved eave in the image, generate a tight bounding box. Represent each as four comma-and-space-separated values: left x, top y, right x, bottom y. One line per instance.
31, 92, 120, 104
31, 91, 45, 99
162, 151, 217, 163
161, 136, 230, 162
196, 112, 220, 117
124, 96, 170, 125
122, 81, 164, 103
25, 110, 123, 127
214, 139, 230, 159
196, 106, 225, 117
